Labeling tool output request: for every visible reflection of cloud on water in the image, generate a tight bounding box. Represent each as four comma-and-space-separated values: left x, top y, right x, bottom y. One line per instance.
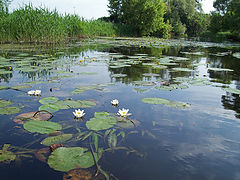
150, 103, 240, 175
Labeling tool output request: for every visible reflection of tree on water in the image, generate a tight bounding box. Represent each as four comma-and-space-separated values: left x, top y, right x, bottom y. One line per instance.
222, 92, 240, 118
0, 72, 13, 83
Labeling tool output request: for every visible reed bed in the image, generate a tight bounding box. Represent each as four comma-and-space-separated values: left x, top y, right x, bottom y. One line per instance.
0, 5, 117, 43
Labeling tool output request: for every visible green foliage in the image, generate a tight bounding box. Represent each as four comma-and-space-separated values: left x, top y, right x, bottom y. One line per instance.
24, 120, 62, 134
108, 0, 171, 38
0, 4, 117, 42
209, 0, 240, 41
164, 0, 208, 37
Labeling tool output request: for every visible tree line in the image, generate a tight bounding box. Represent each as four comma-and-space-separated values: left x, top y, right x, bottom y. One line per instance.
106, 0, 240, 41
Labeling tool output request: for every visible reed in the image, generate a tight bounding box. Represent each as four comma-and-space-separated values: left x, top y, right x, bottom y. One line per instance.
0, 4, 117, 43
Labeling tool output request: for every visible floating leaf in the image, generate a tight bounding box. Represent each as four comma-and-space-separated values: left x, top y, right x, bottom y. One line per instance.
233, 52, 240, 59
48, 147, 96, 172
39, 97, 59, 104
11, 85, 32, 90
13, 111, 52, 124
24, 120, 62, 134
56, 100, 96, 109
0, 85, 8, 90
110, 74, 127, 78
0, 100, 12, 107
172, 67, 194, 72
222, 87, 240, 95
141, 98, 190, 108
208, 67, 233, 72
63, 169, 93, 180
39, 104, 60, 113
86, 112, 116, 131
41, 134, 72, 146
0, 107, 20, 114
94, 112, 110, 117
71, 85, 97, 94
141, 98, 170, 105
0, 144, 16, 163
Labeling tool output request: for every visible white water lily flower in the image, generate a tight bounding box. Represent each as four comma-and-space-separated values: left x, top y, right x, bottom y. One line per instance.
27, 90, 35, 95
111, 99, 119, 106
117, 108, 131, 117
34, 90, 41, 96
73, 109, 85, 118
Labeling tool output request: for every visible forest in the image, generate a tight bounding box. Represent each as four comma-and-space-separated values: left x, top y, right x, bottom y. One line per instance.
0, 0, 239, 42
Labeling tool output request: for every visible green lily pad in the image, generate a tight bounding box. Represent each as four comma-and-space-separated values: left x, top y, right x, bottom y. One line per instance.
208, 67, 233, 72
39, 97, 59, 104
0, 100, 12, 107
189, 78, 212, 86
233, 52, 240, 59
172, 68, 194, 72
0, 144, 16, 163
77, 72, 97, 75
25, 81, 45, 85
48, 147, 96, 172
86, 112, 116, 131
94, 112, 110, 117
39, 104, 60, 113
110, 74, 127, 78
71, 85, 98, 94
141, 97, 190, 108
0, 86, 8, 90
41, 134, 72, 146
24, 120, 62, 134
0, 107, 20, 114
11, 85, 32, 90
56, 100, 96, 109
141, 98, 170, 105
222, 87, 240, 95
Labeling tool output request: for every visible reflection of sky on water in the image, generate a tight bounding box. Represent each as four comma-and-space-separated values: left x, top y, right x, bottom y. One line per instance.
1, 41, 240, 179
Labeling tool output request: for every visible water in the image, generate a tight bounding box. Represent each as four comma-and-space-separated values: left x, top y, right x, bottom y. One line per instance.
0, 38, 240, 180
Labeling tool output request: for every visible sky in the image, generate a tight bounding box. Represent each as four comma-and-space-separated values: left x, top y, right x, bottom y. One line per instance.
9, 0, 215, 20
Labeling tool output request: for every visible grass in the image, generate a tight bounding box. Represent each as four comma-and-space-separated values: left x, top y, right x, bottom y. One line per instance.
0, 5, 117, 43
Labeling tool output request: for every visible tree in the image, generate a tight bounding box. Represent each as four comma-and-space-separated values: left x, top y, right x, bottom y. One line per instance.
0, 0, 11, 13
164, 0, 206, 37
108, 0, 171, 38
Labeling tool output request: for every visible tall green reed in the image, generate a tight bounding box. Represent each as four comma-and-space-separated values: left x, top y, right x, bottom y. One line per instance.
0, 4, 117, 43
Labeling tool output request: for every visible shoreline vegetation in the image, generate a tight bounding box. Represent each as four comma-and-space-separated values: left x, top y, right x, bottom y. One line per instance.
0, 0, 239, 44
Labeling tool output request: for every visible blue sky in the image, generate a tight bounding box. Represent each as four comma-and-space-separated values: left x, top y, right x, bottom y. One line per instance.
9, 0, 215, 19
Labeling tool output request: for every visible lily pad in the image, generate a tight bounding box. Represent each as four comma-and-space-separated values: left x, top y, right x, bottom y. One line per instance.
56, 100, 96, 109
41, 134, 73, 146
0, 144, 16, 163
86, 112, 116, 131
0, 86, 8, 90
141, 97, 190, 108
39, 104, 60, 113
13, 111, 52, 124
172, 68, 194, 72
0, 100, 12, 107
222, 87, 240, 95
208, 67, 233, 72
141, 98, 170, 105
11, 85, 32, 90
233, 52, 240, 59
71, 85, 97, 94
0, 107, 20, 115
48, 147, 96, 172
24, 120, 62, 134
39, 97, 59, 104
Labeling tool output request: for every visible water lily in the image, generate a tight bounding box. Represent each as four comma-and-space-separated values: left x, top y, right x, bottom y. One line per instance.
35, 90, 41, 96
73, 109, 85, 118
27, 90, 35, 95
117, 108, 131, 117
111, 99, 119, 106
